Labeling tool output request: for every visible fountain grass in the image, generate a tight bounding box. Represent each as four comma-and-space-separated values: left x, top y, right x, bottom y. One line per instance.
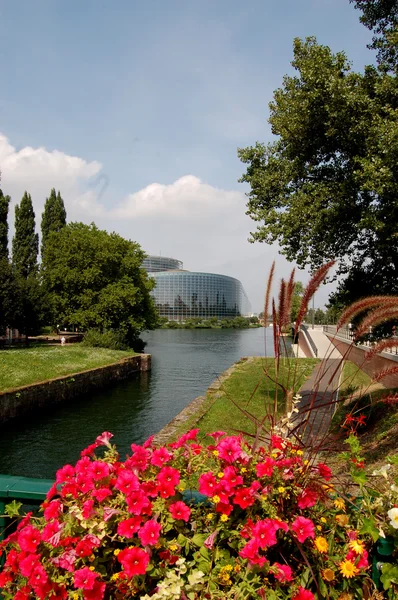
170, 356, 319, 440
0, 345, 137, 392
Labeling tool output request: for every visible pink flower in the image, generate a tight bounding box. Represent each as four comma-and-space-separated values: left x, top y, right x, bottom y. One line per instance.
292, 588, 315, 600
291, 517, 315, 543
19, 554, 40, 577
170, 429, 200, 448
252, 519, 287, 548
217, 436, 242, 463
117, 516, 142, 538
95, 432, 113, 447
83, 580, 106, 600
127, 446, 150, 471
44, 500, 62, 521
126, 490, 152, 515
143, 435, 154, 448
82, 499, 95, 519
220, 466, 243, 492
239, 539, 266, 567
317, 463, 332, 481
233, 487, 256, 509
41, 520, 62, 545
114, 469, 140, 495
256, 457, 275, 478
74, 567, 99, 590
297, 488, 318, 509
89, 461, 110, 481
169, 501, 191, 522
151, 447, 172, 468
204, 530, 218, 549
92, 487, 112, 502
55, 464, 75, 484
206, 431, 227, 441
117, 546, 150, 577
138, 520, 162, 546
29, 564, 51, 599
18, 525, 41, 553
273, 562, 293, 582
157, 466, 180, 487
51, 549, 77, 572
199, 472, 219, 496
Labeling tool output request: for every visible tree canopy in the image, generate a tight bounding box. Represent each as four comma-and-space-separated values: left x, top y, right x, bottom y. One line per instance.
42, 222, 158, 345
0, 188, 11, 259
12, 192, 39, 278
41, 188, 67, 258
238, 36, 398, 304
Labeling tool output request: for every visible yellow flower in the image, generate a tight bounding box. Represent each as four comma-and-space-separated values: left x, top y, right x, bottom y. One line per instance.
337, 594, 353, 600
217, 472, 224, 478
320, 517, 327, 523
178, 485, 186, 492
169, 544, 179, 552
110, 573, 120, 581
314, 536, 329, 553
349, 539, 365, 555
212, 495, 221, 504
322, 568, 335, 582
335, 514, 349, 527
213, 450, 219, 456
316, 525, 322, 531
234, 564, 241, 572
220, 514, 229, 522
89, 566, 95, 571
73, 595, 79, 600
206, 513, 214, 520
224, 564, 233, 571
240, 467, 247, 473
334, 498, 346, 511
278, 486, 286, 494
340, 559, 359, 578
113, 549, 121, 556
304, 459, 309, 465
297, 450, 303, 456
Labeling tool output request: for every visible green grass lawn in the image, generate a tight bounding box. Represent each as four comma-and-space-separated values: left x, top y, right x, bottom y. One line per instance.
339, 360, 374, 396
172, 357, 319, 440
0, 346, 137, 392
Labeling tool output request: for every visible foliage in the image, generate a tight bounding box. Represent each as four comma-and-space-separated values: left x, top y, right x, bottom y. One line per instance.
41, 222, 158, 345
238, 36, 398, 303
160, 317, 259, 329
14, 274, 48, 338
0, 430, 379, 599
350, 0, 398, 71
0, 187, 11, 259
291, 282, 304, 323
41, 188, 67, 259
12, 191, 39, 278
81, 329, 129, 351
0, 257, 19, 336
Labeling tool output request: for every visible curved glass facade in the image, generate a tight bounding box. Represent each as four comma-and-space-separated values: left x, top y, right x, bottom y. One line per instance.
142, 256, 183, 272
149, 271, 251, 321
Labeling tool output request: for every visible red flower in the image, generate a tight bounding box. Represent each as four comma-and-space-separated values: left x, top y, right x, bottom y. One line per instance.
44, 500, 62, 521
89, 461, 110, 481
273, 562, 293, 582
126, 490, 152, 516
291, 517, 315, 543
220, 466, 243, 492
127, 446, 150, 472
117, 516, 142, 538
292, 588, 315, 600
55, 464, 75, 484
83, 580, 106, 600
252, 519, 287, 548
215, 501, 233, 516
239, 539, 266, 566
74, 567, 99, 590
297, 488, 318, 509
75, 535, 100, 558
157, 466, 180, 487
92, 487, 112, 502
317, 463, 332, 481
151, 447, 172, 468
95, 431, 113, 447
19, 553, 40, 577
233, 487, 256, 509
217, 436, 242, 463
29, 564, 50, 599
114, 469, 140, 495
18, 525, 41, 553
169, 501, 191, 522
199, 472, 219, 496
41, 520, 62, 545
14, 586, 31, 600
256, 457, 275, 478
138, 520, 162, 546
117, 546, 150, 577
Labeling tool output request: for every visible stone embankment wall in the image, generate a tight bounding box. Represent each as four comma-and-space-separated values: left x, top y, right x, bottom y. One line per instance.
152, 358, 251, 446
325, 335, 397, 388
0, 354, 151, 426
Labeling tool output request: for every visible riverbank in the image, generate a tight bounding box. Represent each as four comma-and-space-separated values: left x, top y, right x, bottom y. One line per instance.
0, 350, 151, 426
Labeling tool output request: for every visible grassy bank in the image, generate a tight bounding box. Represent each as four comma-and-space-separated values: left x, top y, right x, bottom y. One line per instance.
171, 357, 319, 440
0, 346, 137, 392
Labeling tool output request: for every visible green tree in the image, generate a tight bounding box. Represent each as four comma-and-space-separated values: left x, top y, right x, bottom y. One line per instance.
290, 282, 304, 323
0, 257, 18, 336
0, 187, 11, 259
41, 188, 67, 258
238, 37, 398, 304
12, 192, 39, 278
350, 0, 398, 71
42, 222, 158, 346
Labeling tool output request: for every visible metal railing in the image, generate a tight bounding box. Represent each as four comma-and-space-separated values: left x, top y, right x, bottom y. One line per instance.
323, 326, 398, 355
300, 324, 318, 357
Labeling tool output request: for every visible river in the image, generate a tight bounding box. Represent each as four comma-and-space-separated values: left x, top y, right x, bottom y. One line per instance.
0, 327, 277, 479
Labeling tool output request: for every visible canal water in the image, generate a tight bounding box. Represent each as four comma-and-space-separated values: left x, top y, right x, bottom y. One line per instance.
0, 328, 277, 479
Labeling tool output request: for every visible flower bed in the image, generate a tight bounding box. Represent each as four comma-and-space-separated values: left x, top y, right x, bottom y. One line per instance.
1, 428, 394, 600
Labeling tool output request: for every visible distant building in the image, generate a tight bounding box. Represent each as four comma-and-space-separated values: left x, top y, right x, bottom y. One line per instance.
143, 255, 251, 321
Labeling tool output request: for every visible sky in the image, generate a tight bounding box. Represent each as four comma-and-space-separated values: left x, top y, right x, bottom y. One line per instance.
0, 0, 374, 312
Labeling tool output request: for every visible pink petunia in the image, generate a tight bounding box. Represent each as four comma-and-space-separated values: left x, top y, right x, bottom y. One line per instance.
217, 436, 242, 463
291, 517, 315, 543
83, 580, 106, 600
95, 432, 113, 447
317, 463, 332, 481
117, 516, 142, 538
19, 554, 41, 577
55, 464, 75, 484
220, 466, 243, 493
74, 567, 99, 590
138, 519, 162, 546
92, 487, 112, 502
151, 447, 172, 468
239, 539, 266, 567
18, 525, 41, 553
89, 461, 110, 481
114, 469, 140, 495
117, 546, 150, 577
125, 490, 152, 516
297, 488, 318, 509
199, 472, 219, 496
233, 487, 256, 509
292, 588, 315, 600
256, 457, 275, 478
44, 500, 62, 521
127, 446, 150, 472
252, 519, 287, 548
273, 562, 293, 582
169, 501, 191, 522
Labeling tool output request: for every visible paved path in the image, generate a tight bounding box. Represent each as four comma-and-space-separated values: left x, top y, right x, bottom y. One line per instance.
289, 358, 343, 447
304, 327, 342, 358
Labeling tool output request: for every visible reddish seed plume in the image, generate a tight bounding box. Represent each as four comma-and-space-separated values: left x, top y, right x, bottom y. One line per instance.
382, 393, 398, 405
278, 279, 286, 331
295, 261, 335, 331
355, 307, 398, 340
337, 296, 397, 330
373, 366, 398, 383
272, 299, 279, 359
284, 269, 296, 328
365, 338, 398, 361
263, 261, 275, 326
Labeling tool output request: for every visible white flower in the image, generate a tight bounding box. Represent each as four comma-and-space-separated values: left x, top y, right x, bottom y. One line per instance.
372, 464, 391, 479
387, 507, 398, 529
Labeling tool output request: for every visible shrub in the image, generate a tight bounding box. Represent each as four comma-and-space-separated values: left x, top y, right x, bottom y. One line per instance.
81, 329, 129, 351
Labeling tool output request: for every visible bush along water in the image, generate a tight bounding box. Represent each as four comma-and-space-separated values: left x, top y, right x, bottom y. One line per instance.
0, 263, 397, 599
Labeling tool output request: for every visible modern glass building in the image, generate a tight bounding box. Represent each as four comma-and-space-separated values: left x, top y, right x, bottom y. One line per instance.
143, 256, 251, 321
142, 256, 183, 272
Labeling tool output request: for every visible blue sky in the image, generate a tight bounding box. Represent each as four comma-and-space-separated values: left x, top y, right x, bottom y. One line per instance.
0, 0, 374, 311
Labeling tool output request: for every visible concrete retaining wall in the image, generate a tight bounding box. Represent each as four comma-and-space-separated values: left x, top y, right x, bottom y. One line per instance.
0, 354, 151, 426
325, 335, 398, 388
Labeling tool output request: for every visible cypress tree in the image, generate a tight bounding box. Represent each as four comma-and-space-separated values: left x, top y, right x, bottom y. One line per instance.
41, 188, 67, 258
0, 187, 11, 259
12, 192, 39, 278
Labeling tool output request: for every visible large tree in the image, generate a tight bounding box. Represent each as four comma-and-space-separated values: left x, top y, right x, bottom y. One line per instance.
0, 188, 11, 259
41, 188, 67, 258
42, 222, 158, 345
238, 37, 398, 304
12, 192, 39, 278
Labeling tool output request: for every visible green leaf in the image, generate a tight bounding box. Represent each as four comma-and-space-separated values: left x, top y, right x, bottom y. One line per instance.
4, 500, 23, 517
191, 533, 208, 547
360, 517, 380, 542
381, 564, 398, 590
